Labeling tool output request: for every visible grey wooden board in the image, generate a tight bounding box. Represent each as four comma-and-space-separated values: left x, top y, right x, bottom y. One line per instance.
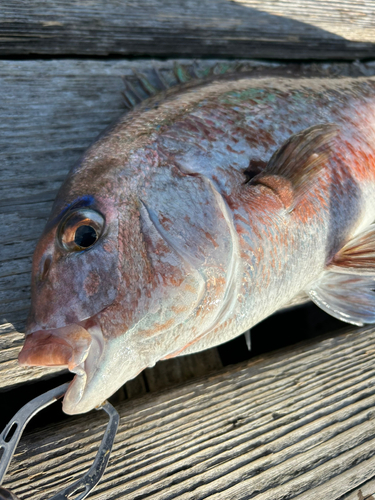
1, 0, 375, 59
3, 325, 375, 500
341, 479, 375, 499
2, 58, 375, 392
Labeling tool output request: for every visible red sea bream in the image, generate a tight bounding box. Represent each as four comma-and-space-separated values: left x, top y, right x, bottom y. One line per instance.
18, 72, 375, 413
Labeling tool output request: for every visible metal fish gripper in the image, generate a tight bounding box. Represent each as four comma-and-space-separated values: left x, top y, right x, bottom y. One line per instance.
0, 383, 119, 500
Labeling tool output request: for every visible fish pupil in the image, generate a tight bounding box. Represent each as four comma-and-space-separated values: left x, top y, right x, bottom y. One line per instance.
74, 225, 97, 248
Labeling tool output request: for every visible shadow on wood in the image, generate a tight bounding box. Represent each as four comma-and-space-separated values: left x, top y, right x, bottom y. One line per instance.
1, 0, 375, 59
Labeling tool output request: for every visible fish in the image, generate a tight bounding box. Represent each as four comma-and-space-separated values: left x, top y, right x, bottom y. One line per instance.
17, 68, 375, 414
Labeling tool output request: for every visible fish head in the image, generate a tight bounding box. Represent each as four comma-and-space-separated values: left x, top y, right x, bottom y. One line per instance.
26, 195, 120, 333
19, 182, 124, 413
19, 142, 231, 414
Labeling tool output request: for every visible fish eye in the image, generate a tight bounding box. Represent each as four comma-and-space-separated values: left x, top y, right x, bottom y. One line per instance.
58, 208, 105, 252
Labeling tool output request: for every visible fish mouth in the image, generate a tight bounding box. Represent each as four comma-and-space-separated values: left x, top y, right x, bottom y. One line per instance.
18, 318, 105, 414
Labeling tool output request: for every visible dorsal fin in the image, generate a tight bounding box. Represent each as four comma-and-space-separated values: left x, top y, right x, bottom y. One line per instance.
174, 62, 196, 83
120, 62, 242, 110
250, 124, 340, 211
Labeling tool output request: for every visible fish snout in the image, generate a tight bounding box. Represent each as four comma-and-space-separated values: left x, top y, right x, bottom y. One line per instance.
18, 324, 92, 371
19, 319, 107, 414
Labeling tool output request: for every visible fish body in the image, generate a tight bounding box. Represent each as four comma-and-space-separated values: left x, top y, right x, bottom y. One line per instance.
19, 73, 375, 413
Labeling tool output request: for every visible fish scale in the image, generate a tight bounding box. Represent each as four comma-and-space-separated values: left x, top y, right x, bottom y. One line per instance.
17, 71, 375, 414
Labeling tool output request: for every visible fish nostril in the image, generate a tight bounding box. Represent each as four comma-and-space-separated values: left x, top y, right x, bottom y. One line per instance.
40, 256, 52, 281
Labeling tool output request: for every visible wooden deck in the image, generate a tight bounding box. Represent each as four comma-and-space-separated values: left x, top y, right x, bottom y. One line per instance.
4, 326, 375, 499
1, 0, 375, 59
2, 1, 375, 499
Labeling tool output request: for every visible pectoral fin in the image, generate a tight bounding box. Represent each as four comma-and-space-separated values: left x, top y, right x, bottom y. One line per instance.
250, 124, 339, 211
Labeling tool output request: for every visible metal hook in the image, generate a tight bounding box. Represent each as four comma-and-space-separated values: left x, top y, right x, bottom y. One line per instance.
0, 383, 119, 500
50, 402, 119, 500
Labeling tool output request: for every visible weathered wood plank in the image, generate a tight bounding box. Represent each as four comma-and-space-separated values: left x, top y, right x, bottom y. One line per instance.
341, 479, 375, 499
1, 58, 375, 391
3, 325, 375, 499
1, 0, 375, 59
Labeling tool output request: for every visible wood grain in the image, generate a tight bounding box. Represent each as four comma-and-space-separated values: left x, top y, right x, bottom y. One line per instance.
341, 479, 375, 499
1, 0, 375, 59
3, 325, 375, 499
1, 58, 375, 391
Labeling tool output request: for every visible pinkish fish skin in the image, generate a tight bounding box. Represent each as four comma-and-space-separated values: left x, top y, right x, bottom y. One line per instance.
18, 73, 375, 414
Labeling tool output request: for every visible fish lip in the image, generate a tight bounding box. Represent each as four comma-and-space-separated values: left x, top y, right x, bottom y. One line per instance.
63, 319, 105, 414
18, 317, 105, 414
18, 323, 92, 370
